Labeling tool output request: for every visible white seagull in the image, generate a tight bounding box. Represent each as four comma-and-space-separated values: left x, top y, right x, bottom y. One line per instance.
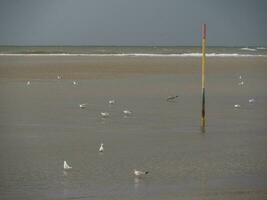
101, 112, 110, 118
57, 75, 61, 80
63, 161, 72, 170
249, 98, 255, 103
239, 75, 242, 80
234, 104, 241, 108
73, 81, 78, 85
134, 169, 149, 177
26, 81, 31, 86
109, 100, 115, 105
79, 103, 87, 109
238, 81, 244, 86
99, 143, 104, 152
123, 110, 132, 115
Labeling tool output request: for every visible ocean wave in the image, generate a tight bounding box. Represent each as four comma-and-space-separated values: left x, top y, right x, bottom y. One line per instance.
0, 53, 266, 57
256, 47, 266, 50
240, 47, 257, 51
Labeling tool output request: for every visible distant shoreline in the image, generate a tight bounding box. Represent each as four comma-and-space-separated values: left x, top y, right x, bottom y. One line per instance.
0, 46, 266, 57
0, 53, 266, 57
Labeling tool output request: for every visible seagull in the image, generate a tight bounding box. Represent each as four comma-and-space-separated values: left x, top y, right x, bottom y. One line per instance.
239, 75, 242, 80
166, 95, 179, 101
234, 104, 241, 108
73, 81, 78, 85
238, 81, 244, 86
134, 169, 149, 177
57, 75, 61, 79
123, 110, 132, 115
109, 100, 115, 105
101, 112, 110, 118
99, 143, 104, 152
63, 161, 72, 170
79, 103, 87, 109
249, 98, 255, 103
26, 81, 31, 86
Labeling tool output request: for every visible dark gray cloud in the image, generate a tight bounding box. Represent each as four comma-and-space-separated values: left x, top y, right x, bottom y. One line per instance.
0, 0, 266, 46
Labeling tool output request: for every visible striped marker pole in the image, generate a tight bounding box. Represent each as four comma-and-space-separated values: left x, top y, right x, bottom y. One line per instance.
201, 24, 206, 128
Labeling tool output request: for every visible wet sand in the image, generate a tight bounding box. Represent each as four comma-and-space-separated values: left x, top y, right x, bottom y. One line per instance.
0, 56, 267, 200
0, 56, 267, 80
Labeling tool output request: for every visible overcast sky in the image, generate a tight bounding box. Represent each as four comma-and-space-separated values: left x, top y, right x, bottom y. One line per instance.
0, 0, 266, 46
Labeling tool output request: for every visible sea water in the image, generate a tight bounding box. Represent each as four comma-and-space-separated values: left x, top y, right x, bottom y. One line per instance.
0, 46, 266, 57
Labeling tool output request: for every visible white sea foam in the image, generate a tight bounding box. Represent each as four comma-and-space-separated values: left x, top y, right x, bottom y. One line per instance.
256, 47, 266, 50
0, 53, 266, 57
240, 47, 257, 51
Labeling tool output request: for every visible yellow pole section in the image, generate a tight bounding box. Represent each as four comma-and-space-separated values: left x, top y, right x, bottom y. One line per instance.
201, 24, 206, 128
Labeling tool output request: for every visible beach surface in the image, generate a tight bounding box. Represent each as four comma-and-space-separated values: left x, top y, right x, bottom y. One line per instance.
0, 55, 267, 200
0, 56, 267, 80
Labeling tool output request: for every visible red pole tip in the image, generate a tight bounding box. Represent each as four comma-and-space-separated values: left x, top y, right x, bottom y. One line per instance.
202, 24, 206, 39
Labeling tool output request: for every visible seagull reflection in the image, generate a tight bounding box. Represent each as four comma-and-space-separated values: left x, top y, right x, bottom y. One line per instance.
63, 170, 68, 176
134, 177, 141, 189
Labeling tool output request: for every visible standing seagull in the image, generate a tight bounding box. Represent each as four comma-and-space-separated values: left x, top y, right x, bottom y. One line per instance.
26, 81, 31, 86
73, 81, 78, 85
238, 81, 244, 86
109, 100, 115, 105
63, 161, 72, 170
249, 98, 255, 103
234, 104, 241, 108
123, 110, 132, 115
101, 112, 110, 118
134, 169, 149, 177
79, 103, 87, 109
99, 143, 104, 152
